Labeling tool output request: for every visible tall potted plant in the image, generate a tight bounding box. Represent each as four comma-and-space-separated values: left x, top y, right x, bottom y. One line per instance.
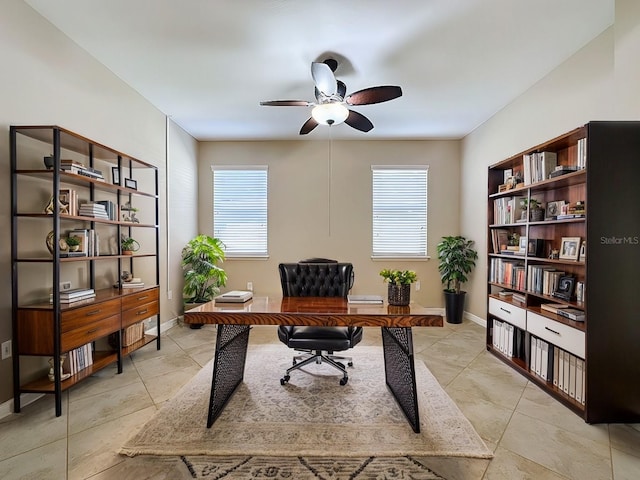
182, 235, 227, 328
436, 236, 478, 324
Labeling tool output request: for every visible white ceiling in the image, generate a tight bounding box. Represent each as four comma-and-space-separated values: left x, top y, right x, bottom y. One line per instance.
25, 0, 612, 141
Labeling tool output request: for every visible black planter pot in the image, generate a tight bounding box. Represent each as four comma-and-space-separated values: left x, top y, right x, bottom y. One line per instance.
443, 290, 466, 324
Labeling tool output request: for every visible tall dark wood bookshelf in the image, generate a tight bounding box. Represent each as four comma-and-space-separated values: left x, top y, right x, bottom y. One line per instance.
486, 121, 640, 423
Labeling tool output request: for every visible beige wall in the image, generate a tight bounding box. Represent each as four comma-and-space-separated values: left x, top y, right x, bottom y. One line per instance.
198, 139, 461, 306
0, 2, 194, 406
460, 28, 616, 321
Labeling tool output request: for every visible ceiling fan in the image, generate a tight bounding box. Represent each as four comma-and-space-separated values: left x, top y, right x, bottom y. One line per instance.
260, 59, 403, 135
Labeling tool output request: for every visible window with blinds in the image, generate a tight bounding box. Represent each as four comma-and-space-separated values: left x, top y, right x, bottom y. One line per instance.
372, 166, 428, 258
212, 166, 268, 257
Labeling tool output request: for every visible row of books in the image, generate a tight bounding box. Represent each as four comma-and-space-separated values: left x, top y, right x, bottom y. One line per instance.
489, 258, 525, 290
530, 337, 586, 405
493, 196, 526, 225
64, 342, 94, 376
527, 266, 565, 296
523, 151, 557, 185
492, 319, 524, 358
50, 288, 95, 304
576, 137, 587, 169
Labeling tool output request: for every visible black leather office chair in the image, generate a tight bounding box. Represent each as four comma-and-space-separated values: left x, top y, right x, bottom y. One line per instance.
277, 259, 363, 385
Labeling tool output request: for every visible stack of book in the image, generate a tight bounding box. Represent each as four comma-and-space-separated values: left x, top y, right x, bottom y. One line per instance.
79, 202, 110, 219
50, 288, 95, 304
557, 308, 586, 322
121, 278, 144, 289
122, 323, 145, 346
60, 159, 104, 180
64, 343, 94, 375
96, 200, 117, 221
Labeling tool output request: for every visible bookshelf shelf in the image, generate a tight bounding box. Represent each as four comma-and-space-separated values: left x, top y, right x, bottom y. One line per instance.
486, 121, 640, 424
11, 125, 161, 418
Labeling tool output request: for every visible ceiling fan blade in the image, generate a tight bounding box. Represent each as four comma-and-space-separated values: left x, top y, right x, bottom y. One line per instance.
345, 86, 403, 106
345, 110, 374, 132
260, 100, 311, 107
311, 62, 337, 96
336, 80, 347, 99
299, 117, 319, 135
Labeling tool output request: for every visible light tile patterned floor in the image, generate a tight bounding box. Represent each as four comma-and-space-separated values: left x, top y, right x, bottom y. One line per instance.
0, 320, 638, 479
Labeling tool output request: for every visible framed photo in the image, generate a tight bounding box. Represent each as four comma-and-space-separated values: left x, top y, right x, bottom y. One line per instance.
503, 168, 513, 183
559, 236, 581, 260
527, 238, 545, 257
553, 275, 576, 301
518, 235, 528, 253
111, 167, 120, 185
545, 200, 564, 220
124, 178, 137, 190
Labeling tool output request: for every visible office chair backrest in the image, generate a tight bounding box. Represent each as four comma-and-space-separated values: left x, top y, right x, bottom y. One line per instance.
279, 261, 354, 297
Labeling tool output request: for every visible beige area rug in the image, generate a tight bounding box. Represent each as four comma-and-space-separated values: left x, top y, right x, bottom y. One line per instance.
121, 345, 492, 460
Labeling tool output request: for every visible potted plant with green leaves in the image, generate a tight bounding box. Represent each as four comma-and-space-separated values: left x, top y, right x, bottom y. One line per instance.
120, 234, 140, 255
379, 269, 418, 306
521, 198, 544, 221
182, 235, 227, 327
65, 235, 81, 252
436, 236, 478, 324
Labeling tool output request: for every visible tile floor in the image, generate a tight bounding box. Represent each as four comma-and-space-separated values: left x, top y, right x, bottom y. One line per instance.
0, 320, 638, 479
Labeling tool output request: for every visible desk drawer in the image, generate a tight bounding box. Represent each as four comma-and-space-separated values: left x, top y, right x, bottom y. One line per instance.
62, 314, 120, 352
489, 297, 526, 330
62, 299, 121, 333
122, 300, 159, 329
122, 287, 158, 311
527, 311, 585, 358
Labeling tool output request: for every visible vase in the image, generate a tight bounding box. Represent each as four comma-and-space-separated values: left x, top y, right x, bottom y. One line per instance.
387, 283, 411, 306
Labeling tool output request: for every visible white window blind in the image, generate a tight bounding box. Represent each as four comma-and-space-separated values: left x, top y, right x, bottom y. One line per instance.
372, 166, 428, 258
212, 166, 268, 257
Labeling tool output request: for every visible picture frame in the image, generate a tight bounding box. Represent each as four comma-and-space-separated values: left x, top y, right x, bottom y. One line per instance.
503, 168, 513, 183
559, 236, 581, 260
553, 275, 576, 301
124, 178, 137, 190
527, 238, 545, 257
518, 235, 528, 253
111, 167, 120, 185
545, 200, 564, 220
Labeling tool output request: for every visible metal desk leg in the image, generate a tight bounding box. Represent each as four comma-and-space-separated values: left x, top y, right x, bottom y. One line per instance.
381, 327, 420, 433
207, 324, 251, 428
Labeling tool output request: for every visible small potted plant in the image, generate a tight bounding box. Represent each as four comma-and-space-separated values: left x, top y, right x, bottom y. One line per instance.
120, 234, 140, 255
436, 236, 478, 324
379, 269, 418, 306
65, 235, 81, 252
521, 198, 544, 221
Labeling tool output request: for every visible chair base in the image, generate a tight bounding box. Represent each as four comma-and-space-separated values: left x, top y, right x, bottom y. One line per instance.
281, 349, 351, 386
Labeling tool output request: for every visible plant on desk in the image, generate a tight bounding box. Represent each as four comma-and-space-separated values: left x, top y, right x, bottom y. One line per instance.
182, 235, 227, 328
379, 269, 417, 306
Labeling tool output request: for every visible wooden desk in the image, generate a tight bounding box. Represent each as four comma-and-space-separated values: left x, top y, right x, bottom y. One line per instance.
185, 296, 443, 432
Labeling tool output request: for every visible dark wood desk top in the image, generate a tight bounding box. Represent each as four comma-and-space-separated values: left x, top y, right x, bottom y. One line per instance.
184, 296, 443, 328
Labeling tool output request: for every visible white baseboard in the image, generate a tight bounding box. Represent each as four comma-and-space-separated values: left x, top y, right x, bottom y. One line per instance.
465, 311, 487, 328
0, 393, 44, 420
145, 316, 179, 336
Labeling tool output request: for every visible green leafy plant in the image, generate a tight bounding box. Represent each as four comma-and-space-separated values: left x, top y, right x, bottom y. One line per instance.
181, 235, 227, 304
65, 235, 81, 247
436, 236, 478, 294
120, 234, 140, 253
379, 269, 418, 285
520, 198, 542, 210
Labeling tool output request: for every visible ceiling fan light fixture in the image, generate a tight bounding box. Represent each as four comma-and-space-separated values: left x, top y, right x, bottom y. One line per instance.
311, 103, 349, 126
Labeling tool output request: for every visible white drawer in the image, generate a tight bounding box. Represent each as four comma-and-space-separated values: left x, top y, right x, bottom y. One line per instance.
489, 297, 526, 330
527, 311, 585, 358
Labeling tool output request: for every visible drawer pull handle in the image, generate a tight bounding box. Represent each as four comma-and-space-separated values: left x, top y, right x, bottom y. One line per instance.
87, 328, 98, 334
544, 326, 560, 335
136, 295, 149, 301
85, 310, 101, 316
137, 309, 148, 315
499, 307, 511, 314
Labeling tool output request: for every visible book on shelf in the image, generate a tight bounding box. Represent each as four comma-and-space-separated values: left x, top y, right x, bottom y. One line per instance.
347, 294, 384, 304
556, 308, 585, 322
51, 293, 96, 304
96, 200, 117, 221
497, 290, 513, 298
121, 282, 145, 288
540, 303, 569, 314
511, 293, 526, 304
523, 151, 557, 184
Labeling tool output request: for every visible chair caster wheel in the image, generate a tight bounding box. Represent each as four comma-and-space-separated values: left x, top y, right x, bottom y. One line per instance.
340, 377, 348, 386
280, 375, 290, 385
347, 361, 353, 367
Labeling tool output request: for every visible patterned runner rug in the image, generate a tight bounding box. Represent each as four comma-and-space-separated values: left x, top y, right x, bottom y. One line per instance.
121, 345, 492, 461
